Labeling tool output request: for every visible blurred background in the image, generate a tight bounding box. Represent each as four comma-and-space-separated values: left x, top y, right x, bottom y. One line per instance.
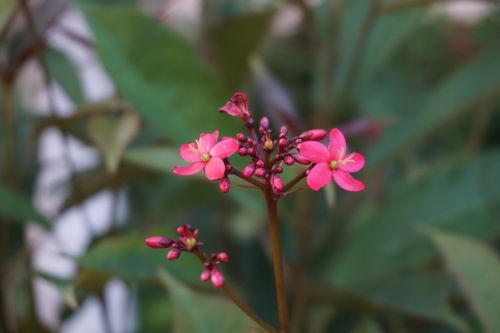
1, 0, 500, 332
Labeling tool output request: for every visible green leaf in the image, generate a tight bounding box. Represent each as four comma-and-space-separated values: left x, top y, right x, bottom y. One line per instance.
329, 150, 500, 283
0, 187, 50, 228
368, 44, 500, 168
159, 269, 260, 333
42, 47, 85, 105
428, 230, 500, 333
88, 110, 140, 173
350, 317, 383, 333
320, 150, 500, 328
123, 146, 183, 174
78, 234, 200, 282
76, 2, 235, 142
204, 8, 276, 90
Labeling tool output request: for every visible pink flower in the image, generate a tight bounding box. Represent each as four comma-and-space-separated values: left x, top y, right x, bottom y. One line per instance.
219, 92, 250, 120
173, 131, 239, 180
298, 128, 365, 192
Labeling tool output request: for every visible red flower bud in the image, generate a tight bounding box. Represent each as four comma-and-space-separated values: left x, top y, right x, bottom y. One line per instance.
219, 177, 230, 193
242, 163, 255, 178
216, 252, 229, 263
200, 267, 211, 282
210, 267, 225, 288
284, 155, 295, 165
144, 236, 173, 249
259, 117, 269, 130
255, 168, 266, 177
236, 133, 247, 142
256, 160, 265, 168
238, 147, 248, 156
271, 175, 284, 193
299, 129, 326, 141
166, 248, 181, 261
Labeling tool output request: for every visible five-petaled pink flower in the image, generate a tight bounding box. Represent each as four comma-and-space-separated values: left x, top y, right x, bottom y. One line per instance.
173, 131, 238, 180
298, 128, 365, 192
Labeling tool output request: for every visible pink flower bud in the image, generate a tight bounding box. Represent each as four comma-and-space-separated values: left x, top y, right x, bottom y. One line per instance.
219, 177, 230, 193
200, 267, 211, 282
278, 138, 287, 148
271, 175, 284, 193
284, 155, 295, 165
280, 126, 288, 138
216, 252, 229, 263
176, 225, 187, 236
246, 148, 255, 156
238, 147, 248, 156
294, 153, 310, 165
166, 248, 181, 261
144, 236, 174, 249
236, 133, 247, 142
255, 168, 266, 177
299, 129, 326, 141
256, 160, 265, 168
210, 267, 225, 288
242, 163, 255, 178
259, 117, 269, 130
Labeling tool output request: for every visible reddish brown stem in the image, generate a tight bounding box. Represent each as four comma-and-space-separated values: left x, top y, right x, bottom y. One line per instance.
231, 168, 266, 191
264, 189, 289, 333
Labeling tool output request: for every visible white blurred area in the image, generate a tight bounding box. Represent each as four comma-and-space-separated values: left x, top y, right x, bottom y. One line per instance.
15, 0, 494, 331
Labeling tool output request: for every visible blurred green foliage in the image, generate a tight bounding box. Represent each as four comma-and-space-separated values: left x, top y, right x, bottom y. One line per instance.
1, 0, 500, 332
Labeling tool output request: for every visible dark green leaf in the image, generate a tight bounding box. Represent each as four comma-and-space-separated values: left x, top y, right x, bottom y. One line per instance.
78, 233, 201, 282
43, 47, 85, 105
0, 187, 50, 228
204, 8, 276, 90
159, 269, 260, 333
76, 2, 236, 142
368, 45, 500, 168
429, 230, 500, 333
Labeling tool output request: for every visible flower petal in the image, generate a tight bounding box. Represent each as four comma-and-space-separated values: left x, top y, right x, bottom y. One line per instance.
210, 137, 239, 159
198, 130, 219, 154
219, 101, 242, 116
332, 170, 365, 192
328, 128, 347, 160
339, 152, 365, 173
173, 162, 205, 176
306, 162, 332, 191
298, 141, 330, 164
204, 157, 225, 180
180, 142, 201, 163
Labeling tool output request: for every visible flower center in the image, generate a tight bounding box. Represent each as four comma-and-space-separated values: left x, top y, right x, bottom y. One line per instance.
329, 160, 338, 170
201, 153, 211, 162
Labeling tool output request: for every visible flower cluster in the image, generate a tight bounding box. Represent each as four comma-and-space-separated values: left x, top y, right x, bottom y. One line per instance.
145, 224, 228, 288
173, 92, 365, 194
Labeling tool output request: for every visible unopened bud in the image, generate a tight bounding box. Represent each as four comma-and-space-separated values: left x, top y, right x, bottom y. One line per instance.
255, 168, 266, 177
200, 267, 211, 282
256, 160, 265, 168
219, 177, 230, 193
176, 225, 187, 236
210, 267, 225, 288
259, 117, 269, 130
278, 138, 287, 148
246, 148, 255, 156
236, 133, 247, 142
284, 155, 295, 165
280, 126, 288, 138
225, 163, 232, 171
144, 236, 174, 249
299, 129, 326, 141
271, 175, 284, 193
216, 252, 229, 263
238, 147, 247, 156
242, 163, 255, 178
275, 166, 283, 174
294, 153, 310, 165
166, 248, 181, 261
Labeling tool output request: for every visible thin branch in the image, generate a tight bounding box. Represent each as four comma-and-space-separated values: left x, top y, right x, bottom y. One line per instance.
282, 167, 311, 193
230, 168, 266, 191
